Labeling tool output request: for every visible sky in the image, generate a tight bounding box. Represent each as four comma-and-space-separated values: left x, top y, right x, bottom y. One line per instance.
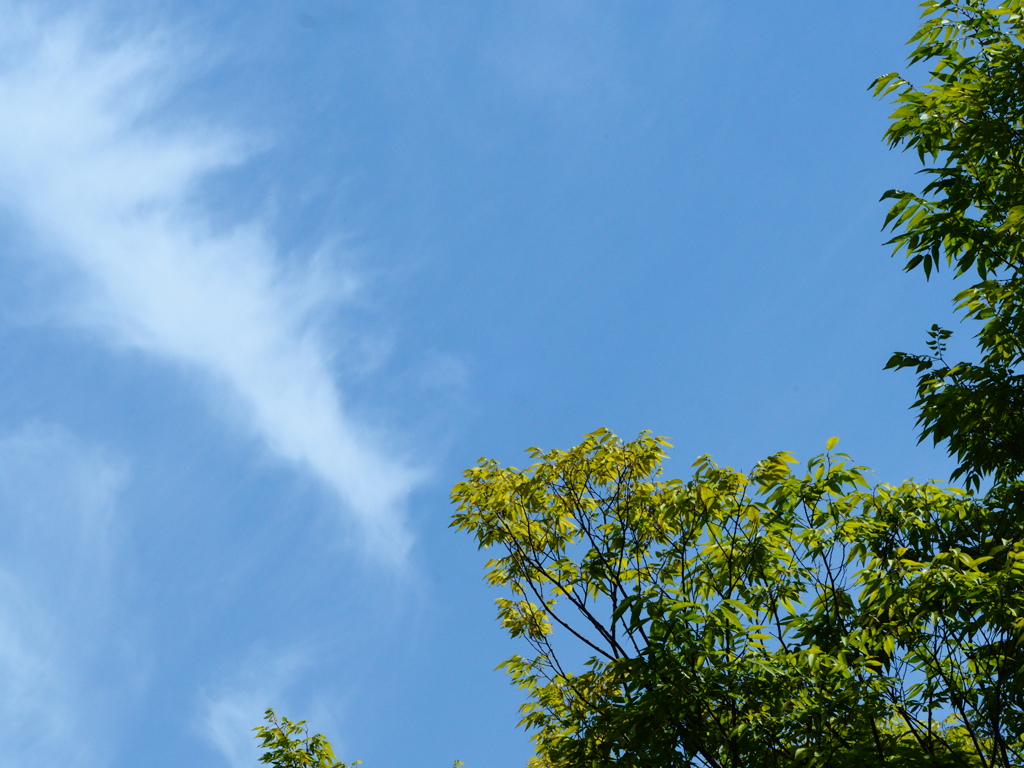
0, 2, 968, 767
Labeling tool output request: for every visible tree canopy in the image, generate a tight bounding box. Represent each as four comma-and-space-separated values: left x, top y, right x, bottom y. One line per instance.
254, 710, 357, 768
450, 2, 1024, 767
879, 0, 1024, 494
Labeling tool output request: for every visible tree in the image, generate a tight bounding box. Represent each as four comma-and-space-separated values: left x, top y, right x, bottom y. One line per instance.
451, 3, 1024, 766
254, 709, 357, 768
453, 431, 1018, 767
252, 709, 465, 768
879, 0, 1024, 495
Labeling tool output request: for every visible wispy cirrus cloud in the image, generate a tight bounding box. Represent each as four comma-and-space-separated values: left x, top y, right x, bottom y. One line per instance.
0, 423, 127, 768
0, 4, 420, 560
200, 648, 320, 768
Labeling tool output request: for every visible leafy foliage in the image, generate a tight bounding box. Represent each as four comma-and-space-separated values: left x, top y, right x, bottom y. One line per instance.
453, 430, 1024, 767
254, 709, 357, 768
877, 0, 1024, 491
252, 710, 465, 768
451, 7, 1024, 765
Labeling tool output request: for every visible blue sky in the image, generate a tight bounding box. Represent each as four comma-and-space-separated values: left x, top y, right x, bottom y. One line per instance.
0, 2, 966, 767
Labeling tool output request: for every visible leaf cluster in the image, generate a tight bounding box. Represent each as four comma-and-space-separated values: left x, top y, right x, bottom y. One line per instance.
452, 431, 1024, 767
254, 709, 357, 768
878, 0, 1024, 491
449, 5, 1024, 767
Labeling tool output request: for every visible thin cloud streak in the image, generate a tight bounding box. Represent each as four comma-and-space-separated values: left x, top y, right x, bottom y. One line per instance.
0, 423, 127, 768
0, 5, 419, 559
200, 648, 314, 768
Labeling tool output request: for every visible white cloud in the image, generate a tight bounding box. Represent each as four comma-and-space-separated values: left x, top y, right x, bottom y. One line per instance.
0, 4, 420, 560
205, 688, 269, 768
0, 423, 127, 768
200, 648, 322, 768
